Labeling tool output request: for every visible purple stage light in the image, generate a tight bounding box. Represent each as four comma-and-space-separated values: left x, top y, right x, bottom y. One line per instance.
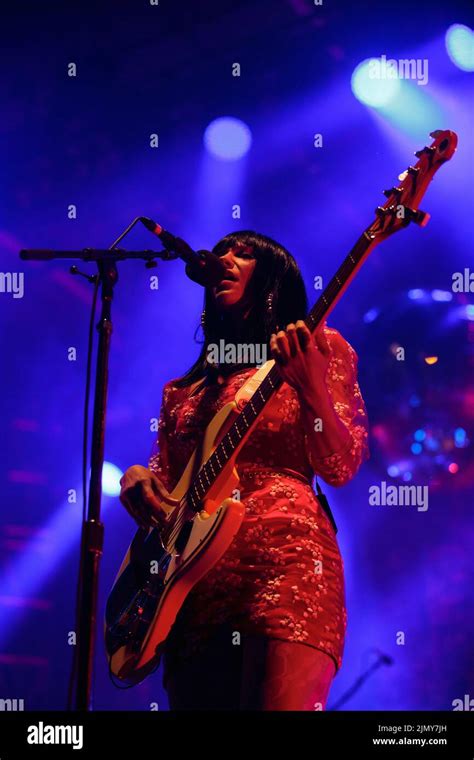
363, 307, 379, 323
204, 117, 252, 160
407, 288, 427, 300
431, 289, 453, 302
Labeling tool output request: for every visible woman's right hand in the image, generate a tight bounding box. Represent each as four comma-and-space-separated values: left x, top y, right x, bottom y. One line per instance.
119, 465, 179, 530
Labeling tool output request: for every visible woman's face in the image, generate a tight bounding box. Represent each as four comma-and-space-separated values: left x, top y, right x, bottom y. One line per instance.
212, 243, 257, 310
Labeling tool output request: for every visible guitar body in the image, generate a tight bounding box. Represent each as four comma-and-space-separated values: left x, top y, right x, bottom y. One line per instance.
105, 401, 245, 685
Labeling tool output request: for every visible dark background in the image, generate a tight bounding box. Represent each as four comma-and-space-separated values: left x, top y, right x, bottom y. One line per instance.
0, 0, 472, 710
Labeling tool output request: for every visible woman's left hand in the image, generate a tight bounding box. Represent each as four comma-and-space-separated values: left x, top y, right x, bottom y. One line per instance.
270, 321, 331, 401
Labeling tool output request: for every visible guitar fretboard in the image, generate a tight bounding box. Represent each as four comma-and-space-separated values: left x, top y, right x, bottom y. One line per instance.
186, 230, 374, 511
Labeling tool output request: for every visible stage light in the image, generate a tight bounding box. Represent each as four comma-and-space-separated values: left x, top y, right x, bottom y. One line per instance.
414, 429, 426, 442
351, 59, 400, 107
424, 356, 438, 365
445, 24, 474, 72
411, 443, 423, 455
408, 289, 427, 300
102, 461, 123, 496
204, 117, 252, 160
448, 462, 459, 474
387, 465, 400, 477
431, 290, 453, 302
363, 307, 379, 323
409, 394, 421, 408
426, 437, 439, 452
0, 479, 120, 647
454, 428, 467, 447
402, 471, 412, 481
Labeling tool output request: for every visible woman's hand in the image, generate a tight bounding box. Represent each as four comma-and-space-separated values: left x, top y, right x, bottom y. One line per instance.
270, 322, 354, 467
119, 465, 179, 530
270, 321, 331, 402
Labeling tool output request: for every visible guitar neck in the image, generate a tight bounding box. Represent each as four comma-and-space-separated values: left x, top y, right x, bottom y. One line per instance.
156, 128, 458, 517
186, 229, 379, 511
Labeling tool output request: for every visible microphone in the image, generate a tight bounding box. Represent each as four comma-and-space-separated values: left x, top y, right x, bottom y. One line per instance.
140, 217, 226, 287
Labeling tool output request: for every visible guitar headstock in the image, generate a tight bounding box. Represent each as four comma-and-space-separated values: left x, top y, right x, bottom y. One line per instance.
366, 130, 458, 242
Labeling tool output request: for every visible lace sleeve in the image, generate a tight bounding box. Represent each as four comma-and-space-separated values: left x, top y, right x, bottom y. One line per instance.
307, 327, 370, 487
148, 382, 175, 492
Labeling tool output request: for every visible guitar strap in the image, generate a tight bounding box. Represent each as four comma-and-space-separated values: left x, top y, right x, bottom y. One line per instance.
315, 478, 338, 534
234, 360, 338, 534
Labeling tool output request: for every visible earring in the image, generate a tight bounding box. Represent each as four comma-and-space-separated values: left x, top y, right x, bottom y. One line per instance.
266, 293, 273, 315
194, 310, 207, 343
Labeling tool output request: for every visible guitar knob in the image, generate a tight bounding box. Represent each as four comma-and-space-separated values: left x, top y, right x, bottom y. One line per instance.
383, 186, 403, 198
415, 146, 436, 158
404, 207, 430, 227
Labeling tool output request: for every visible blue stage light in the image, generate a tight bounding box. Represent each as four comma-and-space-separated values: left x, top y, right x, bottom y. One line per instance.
408, 289, 427, 300
411, 443, 423, 455
363, 307, 380, 323
425, 437, 439, 452
388, 465, 400, 477
445, 24, 474, 72
102, 461, 123, 496
454, 427, 467, 447
204, 117, 252, 160
414, 429, 426, 442
351, 58, 400, 108
431, 289, 453, 302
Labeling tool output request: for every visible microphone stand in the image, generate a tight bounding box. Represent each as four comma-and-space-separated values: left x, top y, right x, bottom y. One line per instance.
20, 220, 177, 710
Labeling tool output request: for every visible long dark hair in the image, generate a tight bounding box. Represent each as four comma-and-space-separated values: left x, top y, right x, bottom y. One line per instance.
175, 230, 309, 387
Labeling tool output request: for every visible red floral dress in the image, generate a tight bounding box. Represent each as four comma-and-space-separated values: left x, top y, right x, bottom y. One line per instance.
148, 325, 369, 674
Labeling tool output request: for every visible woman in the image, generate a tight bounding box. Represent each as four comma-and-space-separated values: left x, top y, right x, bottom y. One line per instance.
119, 231, 369, 710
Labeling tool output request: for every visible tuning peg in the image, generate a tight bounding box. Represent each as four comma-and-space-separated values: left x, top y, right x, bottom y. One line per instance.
429, 130, 443, 138
403, 207, 431, 227
414, 146, 436, 158
383, 186, 403, 198
398, 165, 420, 181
